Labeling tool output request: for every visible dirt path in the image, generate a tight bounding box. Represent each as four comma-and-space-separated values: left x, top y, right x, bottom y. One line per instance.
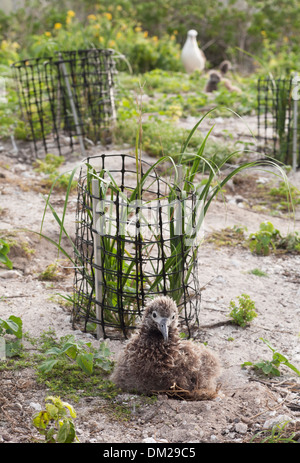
0, 134, 300, 443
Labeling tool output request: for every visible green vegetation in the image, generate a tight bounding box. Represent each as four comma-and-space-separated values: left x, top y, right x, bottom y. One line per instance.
32, 396, 79, 443
251, 420, 298, 444
0, 0, 297, 157
205, 225, 247, 248
33, 154, 77, 192
248, 221, 281, 256
0, 324, 119, 402
228, 293, 257, 328
207, 222, 300, 256
268, 181, 300, 213
248, 221, 300, 255
39, 334, 114, 376
38, 261, 61, 281
0, 315, 23, 358
242, 338, 300, 377
0, 238, 13, 269
1, 0, 299, 76
248, 268, 269, 277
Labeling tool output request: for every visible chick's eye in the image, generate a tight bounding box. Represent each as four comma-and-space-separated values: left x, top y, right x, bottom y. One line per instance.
172, 314, 175, 320
152, 311, 157, 318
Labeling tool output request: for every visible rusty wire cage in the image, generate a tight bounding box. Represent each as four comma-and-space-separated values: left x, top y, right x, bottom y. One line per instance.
12, 49, 117, 156
72, 154, 202, 339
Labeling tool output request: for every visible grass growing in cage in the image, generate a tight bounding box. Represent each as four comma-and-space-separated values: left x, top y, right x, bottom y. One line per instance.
84, 157, 200, 329
38, 108, 294, 335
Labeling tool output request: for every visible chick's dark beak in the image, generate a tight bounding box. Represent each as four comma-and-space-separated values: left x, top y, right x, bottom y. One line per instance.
159, 317, 169, 341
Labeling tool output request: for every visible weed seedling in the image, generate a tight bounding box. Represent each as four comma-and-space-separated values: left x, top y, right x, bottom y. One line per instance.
228, 293, 257, 327
248, 268, 269, 277
242, 338, 300, 377
248, 221, 281, 256
38, 334, 114, 376
32, 396, 79, 443
250, 420, 297, 443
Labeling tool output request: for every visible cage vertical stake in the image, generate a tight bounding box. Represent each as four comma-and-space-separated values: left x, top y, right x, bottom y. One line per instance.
58, 53, 86, 158
92, 178, 104, 339
292, 72, 298, 172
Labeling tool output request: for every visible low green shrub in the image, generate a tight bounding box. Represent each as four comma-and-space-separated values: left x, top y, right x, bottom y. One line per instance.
248, 221, 300, 255
228, 293, 257, 328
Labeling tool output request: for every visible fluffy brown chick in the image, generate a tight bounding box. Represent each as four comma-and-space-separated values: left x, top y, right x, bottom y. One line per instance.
205, 70, 222, 92
111, 296, 221, 400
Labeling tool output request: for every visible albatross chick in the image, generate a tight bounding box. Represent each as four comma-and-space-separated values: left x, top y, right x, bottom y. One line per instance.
111, 296, 221, 400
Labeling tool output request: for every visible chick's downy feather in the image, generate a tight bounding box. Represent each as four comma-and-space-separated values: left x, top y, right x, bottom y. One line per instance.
111, 296, 221, 399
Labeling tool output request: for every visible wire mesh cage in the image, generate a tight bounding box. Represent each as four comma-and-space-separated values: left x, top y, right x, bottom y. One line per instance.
73, 154, 202, 340
12, 49, 117, 156
257, 75, 300, 168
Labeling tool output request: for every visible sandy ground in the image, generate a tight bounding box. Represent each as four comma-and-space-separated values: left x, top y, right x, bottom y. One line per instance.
0, 122, 300, 444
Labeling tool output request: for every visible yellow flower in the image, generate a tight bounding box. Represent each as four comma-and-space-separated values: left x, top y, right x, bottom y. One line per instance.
54, 23, 62, 30
44, 31, 52, 37
104, 12, 112, 20
135, 26, 142, 32
117, 5, 122, 11
67, 10, 75, 17
116, 32, 122, 39
66, 16, 72, 25
152, 36, 158, 42
261, 30, 267, 37
108, 39, 116, 47
99, 36, 104, 43
88, 14, 97, 21
143, 31, 148, 38
283, 36, 289, 43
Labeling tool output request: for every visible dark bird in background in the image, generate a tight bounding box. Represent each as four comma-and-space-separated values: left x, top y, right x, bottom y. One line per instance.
111, 296, 221, 400
205, 70, 222, 93
205, 60, 241, 94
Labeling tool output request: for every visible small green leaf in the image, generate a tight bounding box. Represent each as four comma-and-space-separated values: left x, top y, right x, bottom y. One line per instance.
45, 427, 56, 443
61, 401, 76, 419
38, 358, 59, 373
7, 316, 22, 338
32, 411, 49, 431
76, 352, 94, 375
57, 420, 70, 443
45, 346, 62, 356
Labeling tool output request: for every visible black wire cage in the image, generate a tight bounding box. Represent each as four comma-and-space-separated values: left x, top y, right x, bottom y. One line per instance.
72, 154, 202, 340
12, 49, 117, 156
257, 75, 300, 168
